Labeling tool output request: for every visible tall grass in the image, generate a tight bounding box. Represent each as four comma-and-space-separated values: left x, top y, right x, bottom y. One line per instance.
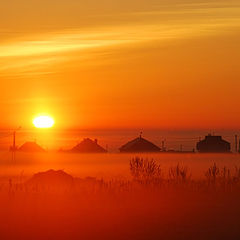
2, 158, 240, 196
169, 164, 191, 183
130, 157, 162, 184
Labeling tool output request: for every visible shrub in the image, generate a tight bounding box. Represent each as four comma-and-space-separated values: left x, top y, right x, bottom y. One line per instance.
169, 164, 191, 183
129, 157, 162, 184
205, 163, 220, 184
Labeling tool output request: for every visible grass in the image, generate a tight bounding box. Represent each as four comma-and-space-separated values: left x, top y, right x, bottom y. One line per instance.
3, 157, 240, 195
1, 157, 240, 239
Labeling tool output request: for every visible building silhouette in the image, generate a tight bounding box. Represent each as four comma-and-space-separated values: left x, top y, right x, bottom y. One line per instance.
70, 138, 107, 153
196, 134, 231, 153
18, 141, 45, 152
119, 134, 161, 153
27, 169, 74, 187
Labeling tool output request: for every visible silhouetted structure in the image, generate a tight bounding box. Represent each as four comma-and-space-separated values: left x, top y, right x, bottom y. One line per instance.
119, 135, 161, 153
70, 138, 107, 153
196, 134, 231, 153
239, 139, 240, 153
27, 169, 74, 187
18, 141, 45, 152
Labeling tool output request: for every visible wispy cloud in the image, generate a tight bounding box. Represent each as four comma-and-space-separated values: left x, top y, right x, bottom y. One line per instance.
0, 1, 240, 78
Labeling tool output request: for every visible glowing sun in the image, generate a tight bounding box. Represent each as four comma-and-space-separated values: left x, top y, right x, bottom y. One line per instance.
33, 115, 55, 128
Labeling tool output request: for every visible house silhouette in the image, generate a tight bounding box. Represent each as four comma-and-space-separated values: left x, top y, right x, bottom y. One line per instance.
196, 134, 231, 153
18, 141, 45, 152
70, 138, 107, 153
119, 135, 161, 153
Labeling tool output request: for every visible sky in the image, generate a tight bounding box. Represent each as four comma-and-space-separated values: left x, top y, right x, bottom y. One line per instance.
0, 0, 240, 131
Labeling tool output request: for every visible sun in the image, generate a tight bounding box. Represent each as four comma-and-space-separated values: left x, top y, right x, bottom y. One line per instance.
33, 115, 55, 129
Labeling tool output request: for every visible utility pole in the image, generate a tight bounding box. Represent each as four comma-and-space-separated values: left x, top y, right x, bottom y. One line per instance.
11, 127, 21, 162
235, 135, 238, 153
239, 139, 240, 153
11, 131, 16, 162
162, 139, 166, 152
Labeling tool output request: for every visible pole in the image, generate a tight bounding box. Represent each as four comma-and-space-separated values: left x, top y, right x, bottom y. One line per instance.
235, 135, 238, 153
162, 140, 165, 152
180, 144, 183, 152
12, 131, 16, 161
13, 131, 16, 150
11, 127, 21, 162
239, 139, 240, 154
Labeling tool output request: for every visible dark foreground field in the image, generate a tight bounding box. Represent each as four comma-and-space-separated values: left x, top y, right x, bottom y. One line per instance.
1, 158, 240, 240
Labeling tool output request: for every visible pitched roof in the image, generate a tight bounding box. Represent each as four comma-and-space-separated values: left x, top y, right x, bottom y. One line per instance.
119, 136, 161, 153
196, 134, 231, 153
18, 141, 45, 152
70, 138, 107, 153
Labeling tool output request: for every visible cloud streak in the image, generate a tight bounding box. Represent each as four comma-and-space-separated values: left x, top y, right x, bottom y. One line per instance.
0, 1, 239, 77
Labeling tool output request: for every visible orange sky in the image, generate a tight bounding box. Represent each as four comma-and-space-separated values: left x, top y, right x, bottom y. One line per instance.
0, 0, 240, 130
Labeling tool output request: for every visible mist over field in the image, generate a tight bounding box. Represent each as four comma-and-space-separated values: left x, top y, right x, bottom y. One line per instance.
0, 152, 240, 180
1, 153, 240, 239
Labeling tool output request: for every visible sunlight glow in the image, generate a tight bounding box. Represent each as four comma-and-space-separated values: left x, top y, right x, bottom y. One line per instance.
33, 115, 55, 128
